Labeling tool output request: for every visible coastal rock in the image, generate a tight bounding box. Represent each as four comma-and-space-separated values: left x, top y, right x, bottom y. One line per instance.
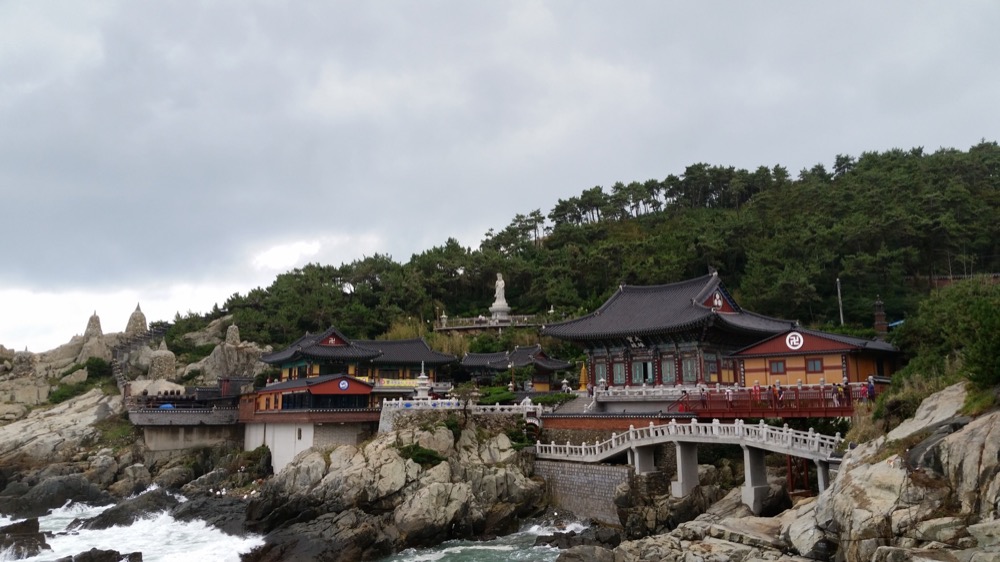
555, 545, 619, 562
0, 518, 49, 558
886, 382, 967, 442
83, 454, 118, 488
152, 466, 194, 489
0, 474, 112, 518
0, 389, 122, 464
76, 488, 179, 530
245, 423, 544, 561
172, 496, 249, 536
54, 547, 143, 561
108, 463, 152, 497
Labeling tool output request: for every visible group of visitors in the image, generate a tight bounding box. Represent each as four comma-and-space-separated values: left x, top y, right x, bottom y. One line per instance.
675, 377, 877, 411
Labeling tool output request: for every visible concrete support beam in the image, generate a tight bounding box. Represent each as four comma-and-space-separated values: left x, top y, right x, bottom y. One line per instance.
742, 445, 769, 515
632, 445, 655, 474
671, 441, 699, 497
815, 460, 830, 492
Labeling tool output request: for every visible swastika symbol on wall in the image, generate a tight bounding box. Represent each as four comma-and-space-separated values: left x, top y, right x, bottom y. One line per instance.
785, 332, 804, 350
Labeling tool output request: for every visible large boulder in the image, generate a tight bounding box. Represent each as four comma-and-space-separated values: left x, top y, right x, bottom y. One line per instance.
75, 488, 180, 530
172, 496, 250, 536
0, 518, 49, 558
0, 474, 112, 518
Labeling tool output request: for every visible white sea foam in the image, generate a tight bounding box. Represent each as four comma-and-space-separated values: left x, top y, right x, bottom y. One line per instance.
1, 503, 263, 562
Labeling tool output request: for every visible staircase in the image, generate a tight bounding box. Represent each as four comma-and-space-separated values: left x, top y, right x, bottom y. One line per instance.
110, 323, 171, 403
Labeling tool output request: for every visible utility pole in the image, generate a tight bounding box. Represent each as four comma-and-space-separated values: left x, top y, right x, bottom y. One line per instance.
836, 277, 845, 326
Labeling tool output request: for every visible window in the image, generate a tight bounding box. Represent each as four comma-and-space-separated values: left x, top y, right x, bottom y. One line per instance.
613, 362, 626, 385
660, 357, 676, 385
631, 361, 653, 385
769, 360, 786, 375
594, 362, 607, 384
297, 428, 302, 440
704, 353, 719, 383
682, 357, 698, 383
806, 358, 823, 373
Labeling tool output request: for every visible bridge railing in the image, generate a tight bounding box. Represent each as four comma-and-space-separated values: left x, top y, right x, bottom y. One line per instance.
534, 419, 841, 460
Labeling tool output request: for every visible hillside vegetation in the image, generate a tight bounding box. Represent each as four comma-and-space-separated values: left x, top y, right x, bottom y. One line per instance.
213, 141, 999, 352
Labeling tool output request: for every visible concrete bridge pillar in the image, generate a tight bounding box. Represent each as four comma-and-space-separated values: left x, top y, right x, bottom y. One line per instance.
632, 445, 655, 474
671, 441, 698, 497
741, 445, 769, 515
814, 460, 830, 492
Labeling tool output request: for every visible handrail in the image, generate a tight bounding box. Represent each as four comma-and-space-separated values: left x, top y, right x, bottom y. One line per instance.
534, 419, 841, 462
380, 397, 546, 419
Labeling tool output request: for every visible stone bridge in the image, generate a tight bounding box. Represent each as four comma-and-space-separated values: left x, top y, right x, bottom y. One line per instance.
534, 418, 842, 514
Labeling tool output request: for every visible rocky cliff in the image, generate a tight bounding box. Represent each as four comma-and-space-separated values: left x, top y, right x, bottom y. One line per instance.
558, 382, 1000, 562
243, 422, 546, 561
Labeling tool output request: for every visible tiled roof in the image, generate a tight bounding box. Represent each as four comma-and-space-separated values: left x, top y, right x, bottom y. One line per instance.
541, 273, 792, 340
260, 327, 381, 365
352, 338, 457, 366
462, 345, 573, 372
461, 351, 510, 370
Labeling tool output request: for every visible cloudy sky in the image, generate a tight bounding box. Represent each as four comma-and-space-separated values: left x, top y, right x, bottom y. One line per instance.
2, 1, 998, 352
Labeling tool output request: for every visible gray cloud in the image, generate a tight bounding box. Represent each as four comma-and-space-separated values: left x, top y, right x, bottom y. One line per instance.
1, 0, 998, 298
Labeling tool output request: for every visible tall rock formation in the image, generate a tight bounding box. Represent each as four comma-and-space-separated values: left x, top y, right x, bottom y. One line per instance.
124, 304, 147, 337
147, 341, 177, 381
83, 311, 103, 339
183, 322, 269, 384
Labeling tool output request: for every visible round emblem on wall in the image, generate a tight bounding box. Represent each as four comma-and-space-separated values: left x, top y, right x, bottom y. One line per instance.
785, 332, 804, 350
713, 292, 723, 308
338, 379, 349, 391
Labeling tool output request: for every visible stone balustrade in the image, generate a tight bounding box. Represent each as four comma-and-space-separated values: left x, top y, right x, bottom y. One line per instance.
534, 418, 841, 462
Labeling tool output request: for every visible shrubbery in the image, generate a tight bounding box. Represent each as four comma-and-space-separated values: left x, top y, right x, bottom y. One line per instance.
530, 392, 578, 406
49, 357, 114, 405
397, 443, 445, 467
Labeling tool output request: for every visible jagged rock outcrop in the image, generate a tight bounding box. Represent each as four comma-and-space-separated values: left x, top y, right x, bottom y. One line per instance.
0, 389, 122, 464
124, 304, 147, 337
0, 518, 50, 558
571, 382, 1000, 562
0, 474, 113, 518
182, 323, 270, 384
74, 487, 180, 530
243, 424, 545, 561
147, 341, 176, 381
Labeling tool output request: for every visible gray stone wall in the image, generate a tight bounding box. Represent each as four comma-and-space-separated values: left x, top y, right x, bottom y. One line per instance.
532, 460, 633, 527
313, 423, 374, 449
142, 425, 242, 451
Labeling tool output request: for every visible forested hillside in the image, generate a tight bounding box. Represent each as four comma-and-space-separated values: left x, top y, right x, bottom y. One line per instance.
216, 141, 1000, 350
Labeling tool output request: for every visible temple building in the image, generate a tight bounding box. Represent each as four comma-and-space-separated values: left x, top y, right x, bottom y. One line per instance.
729, 328, 897, 387
461, 344, 573, 391
258, 327, 456, 402
541, 272, 796, 387
351, 338, 457, 389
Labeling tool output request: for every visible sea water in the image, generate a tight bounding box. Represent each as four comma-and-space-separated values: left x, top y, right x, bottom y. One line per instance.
0, 498, 264, 562
381, 518, 588, 562
0, 498, 583, 562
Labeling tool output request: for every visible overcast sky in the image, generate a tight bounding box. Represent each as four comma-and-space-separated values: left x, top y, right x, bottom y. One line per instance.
2, 1, 998, 352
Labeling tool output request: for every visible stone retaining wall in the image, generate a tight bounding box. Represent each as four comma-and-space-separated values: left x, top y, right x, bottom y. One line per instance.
532, 460, 633, 527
